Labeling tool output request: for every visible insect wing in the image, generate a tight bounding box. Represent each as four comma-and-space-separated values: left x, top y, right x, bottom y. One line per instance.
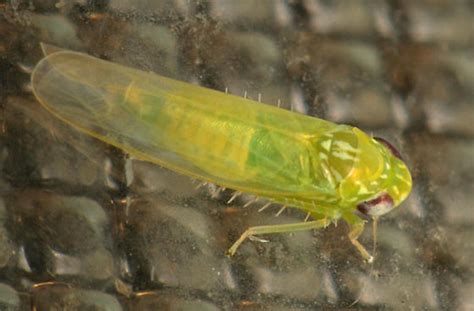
31, 51, 338, 197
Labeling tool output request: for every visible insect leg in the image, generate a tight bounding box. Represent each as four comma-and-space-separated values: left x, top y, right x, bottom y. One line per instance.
243, 196, 259, 208
258, 201, 272, 212
227, 191, 241, 204
348, 220, 374, 263
226, 218, 330, 256
194, 181, 207, 190
274, 205, 287, 217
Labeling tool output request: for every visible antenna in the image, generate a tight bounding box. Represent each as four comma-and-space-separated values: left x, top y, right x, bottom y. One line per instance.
372, 216, 379, 262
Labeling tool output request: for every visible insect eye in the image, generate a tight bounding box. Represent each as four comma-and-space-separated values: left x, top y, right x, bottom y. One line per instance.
374, 137, 403, 160
357, 193, 394, 217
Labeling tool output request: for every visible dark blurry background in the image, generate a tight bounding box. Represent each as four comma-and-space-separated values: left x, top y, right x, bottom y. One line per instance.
0, 1, 473, 310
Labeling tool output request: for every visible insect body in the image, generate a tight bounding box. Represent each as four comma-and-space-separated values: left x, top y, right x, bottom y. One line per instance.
31, 49, 412, 262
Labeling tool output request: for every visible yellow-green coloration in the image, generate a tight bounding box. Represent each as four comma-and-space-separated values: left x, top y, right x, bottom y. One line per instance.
31, 48, 412, 262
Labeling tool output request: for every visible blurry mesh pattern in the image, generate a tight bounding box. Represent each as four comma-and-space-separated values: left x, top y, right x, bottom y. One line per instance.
0, 1, 473, 310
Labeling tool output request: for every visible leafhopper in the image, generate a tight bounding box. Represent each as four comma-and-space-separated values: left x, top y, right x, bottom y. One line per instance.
31, 47, 412, 262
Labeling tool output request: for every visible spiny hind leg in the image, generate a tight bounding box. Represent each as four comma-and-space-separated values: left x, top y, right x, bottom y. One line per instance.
345, 214, 373, 263
226, 218, 330, 256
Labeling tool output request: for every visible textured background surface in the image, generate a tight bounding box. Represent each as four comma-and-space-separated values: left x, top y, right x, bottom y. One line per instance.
0, 1, 473, 310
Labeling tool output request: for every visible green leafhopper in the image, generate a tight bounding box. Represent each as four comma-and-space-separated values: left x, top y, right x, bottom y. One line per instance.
31, 46, 412, 262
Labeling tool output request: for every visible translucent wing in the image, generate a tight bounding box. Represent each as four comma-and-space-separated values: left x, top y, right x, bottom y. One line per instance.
31, 51, 341, 198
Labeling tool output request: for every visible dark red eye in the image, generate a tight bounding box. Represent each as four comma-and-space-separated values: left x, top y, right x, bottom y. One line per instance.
357, 193, 394, 217
374, 137, 403, 160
